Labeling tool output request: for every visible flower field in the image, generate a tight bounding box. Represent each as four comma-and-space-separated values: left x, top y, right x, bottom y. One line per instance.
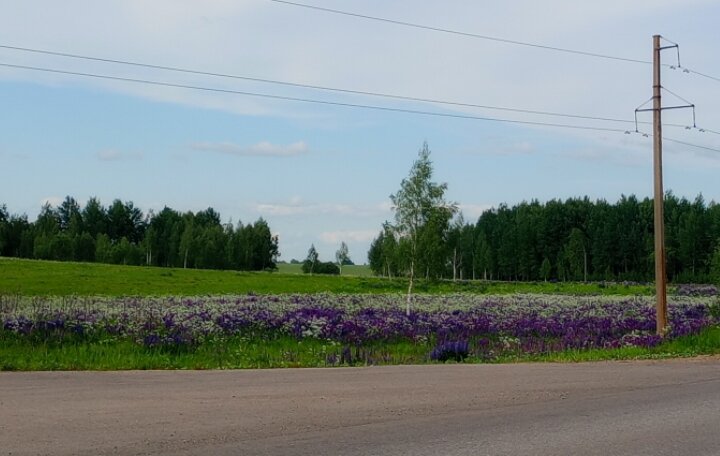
2, 294, 718, 369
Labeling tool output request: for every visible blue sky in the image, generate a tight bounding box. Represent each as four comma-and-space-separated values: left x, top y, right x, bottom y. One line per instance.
2, 0, 720, 262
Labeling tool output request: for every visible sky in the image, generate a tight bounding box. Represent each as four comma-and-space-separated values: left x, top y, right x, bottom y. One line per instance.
2, 0, 720, 262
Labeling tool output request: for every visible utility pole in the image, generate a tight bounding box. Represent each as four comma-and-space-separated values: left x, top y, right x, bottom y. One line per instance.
652, 34, 668, 335
637, 36, 692, 335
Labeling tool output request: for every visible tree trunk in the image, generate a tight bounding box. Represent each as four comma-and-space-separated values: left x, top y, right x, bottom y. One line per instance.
184, 248, 188, 269
406, 259, 414, 316
452, 248, 458, 282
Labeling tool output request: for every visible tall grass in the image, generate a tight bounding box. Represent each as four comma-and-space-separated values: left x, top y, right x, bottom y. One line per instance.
2, 327, 718, 371
0, 257, 654, 297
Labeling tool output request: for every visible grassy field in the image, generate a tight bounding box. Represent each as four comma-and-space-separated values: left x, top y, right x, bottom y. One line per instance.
2, 258, 717, 371
0, 257, 656, 296
276, 263, 373, 276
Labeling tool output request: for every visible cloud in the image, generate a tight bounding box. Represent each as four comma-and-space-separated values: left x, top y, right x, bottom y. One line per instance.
254, 198, 392, 217
191, 141, 308, 157
96, 149, 144, 161
254, 202, 354, 216
458, 203, 494, 218
319, 230, 378, 244
40, 196, 63, 207
464, 141, 535, 156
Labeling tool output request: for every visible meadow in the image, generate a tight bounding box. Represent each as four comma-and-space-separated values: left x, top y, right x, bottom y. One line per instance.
2, 292, 719, 370
1, 258, 719, 371
0, 257, 654, 297
276, 263, 374, 277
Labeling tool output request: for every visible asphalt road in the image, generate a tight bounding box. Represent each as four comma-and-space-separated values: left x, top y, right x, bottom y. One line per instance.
1, 358, 719, 455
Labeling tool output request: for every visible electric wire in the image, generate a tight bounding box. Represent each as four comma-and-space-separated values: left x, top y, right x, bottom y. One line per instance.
4, 60, 720, 145
0, 44, 648, 125
0, 61, 630, 133
268, 0, 652, 64
2, 54, 718, 141
686, 68, 720, 84
662, 136, 720, 153
269, 1, 720, 87
634, 130, 720, 153
1, 43, 710, 134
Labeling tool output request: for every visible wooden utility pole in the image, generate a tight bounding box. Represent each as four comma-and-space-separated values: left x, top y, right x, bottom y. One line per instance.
652, 35, 668, 335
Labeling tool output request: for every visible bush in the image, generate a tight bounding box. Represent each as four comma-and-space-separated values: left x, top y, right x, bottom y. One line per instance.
302, 260, 340, 275
430, 340, 469, 362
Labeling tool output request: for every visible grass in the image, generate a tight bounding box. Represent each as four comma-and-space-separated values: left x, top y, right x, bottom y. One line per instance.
524, 326, 720, 362
0, 257, 655, 297
2, 327, 718, 371
276, 263, 374, 276
1, 257, 711, 371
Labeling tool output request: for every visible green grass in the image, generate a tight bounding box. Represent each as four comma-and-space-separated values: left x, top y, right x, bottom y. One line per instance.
276, 263, 374, 276
0, 257, 655, 297
2, 327, 718, 371
523, 326, 720, 362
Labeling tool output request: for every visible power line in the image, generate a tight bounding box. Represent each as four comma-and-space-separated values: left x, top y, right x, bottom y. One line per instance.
686, 68, 720, 84
663, 136, 720, 153
0, 61, 630, 133
269, 1, 720, 87
635, 130, 720, 154
268, 0, 652, 64
0, 44, 645, 125
1, 43, 711, 134
3, 61, 718, 149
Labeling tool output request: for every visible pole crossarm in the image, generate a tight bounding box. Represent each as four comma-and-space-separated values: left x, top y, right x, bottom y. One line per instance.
635, 105, 694, 112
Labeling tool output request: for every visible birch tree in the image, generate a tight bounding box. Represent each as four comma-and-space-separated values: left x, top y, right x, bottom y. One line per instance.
389, 142, 456, 315
335, 241, 349, 275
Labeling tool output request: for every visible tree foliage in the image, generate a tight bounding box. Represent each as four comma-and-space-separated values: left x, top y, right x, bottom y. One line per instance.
369, 193, 720, 284
335, 241, 350, 275
385, 142, 456, 313
0, 196, 279, 271
301, 244, 339, 275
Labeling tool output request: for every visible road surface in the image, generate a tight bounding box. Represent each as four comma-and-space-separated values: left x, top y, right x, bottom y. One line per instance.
1, 358, 719, 455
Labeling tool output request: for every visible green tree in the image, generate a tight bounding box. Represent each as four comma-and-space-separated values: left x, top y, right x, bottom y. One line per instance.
563, 228, 587, 282
335, 241, 350, 275
58, 196, 82, 233
95, 234, 113, 263
540, 257, 552, 282
179, 215, 197, 269
710, 244, 720, 285
82, 197, 107, 238
74, 232, 96, 262
0, 205, 7, 254
368, 225, 401, 278
388, 142, 456, 314
302, 244, 319, 274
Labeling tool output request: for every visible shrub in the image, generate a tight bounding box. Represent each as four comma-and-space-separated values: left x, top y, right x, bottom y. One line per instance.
430, 340, 469, 362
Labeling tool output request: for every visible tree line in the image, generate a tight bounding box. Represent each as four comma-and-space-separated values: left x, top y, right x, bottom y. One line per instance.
369, 145, 720, 284
370, 193, 720, 284
0, 196, 279, 271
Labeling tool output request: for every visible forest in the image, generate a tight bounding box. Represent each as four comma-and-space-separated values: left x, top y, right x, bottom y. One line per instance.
369, 193, 720, 284
0, 197, 279, 271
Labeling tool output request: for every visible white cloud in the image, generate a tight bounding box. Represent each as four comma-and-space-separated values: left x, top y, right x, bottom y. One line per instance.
191, 141, 308, 157
254, 198, 392, 217
458, 203, 494, 218
3, 0, 719, 140
40, 196, 63, 207
96, 149, 144, 161
463, 141, 535, 156
319, 230, 378, 244
254, 202, 354, 216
